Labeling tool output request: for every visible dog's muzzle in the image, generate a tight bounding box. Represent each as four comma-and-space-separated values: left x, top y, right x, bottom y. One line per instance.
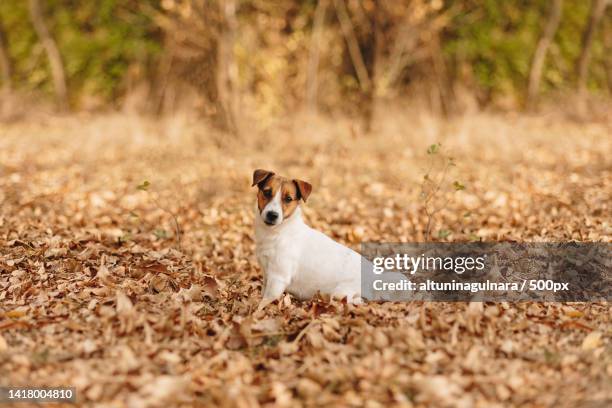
264, 211, 279, 225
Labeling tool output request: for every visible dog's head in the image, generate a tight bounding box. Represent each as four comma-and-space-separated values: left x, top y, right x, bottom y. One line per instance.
252, 169, 312, 227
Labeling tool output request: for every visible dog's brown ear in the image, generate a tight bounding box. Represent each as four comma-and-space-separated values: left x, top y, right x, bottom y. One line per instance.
294, 179, 312, 202
252, 169, 274, 187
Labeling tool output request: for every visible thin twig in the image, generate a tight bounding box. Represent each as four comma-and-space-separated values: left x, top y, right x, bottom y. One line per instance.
424, 160, 451, 206
293, 320, 318, 344
151, 196, 182, 251
248, 331, 287, 339
422, 156, 452, 241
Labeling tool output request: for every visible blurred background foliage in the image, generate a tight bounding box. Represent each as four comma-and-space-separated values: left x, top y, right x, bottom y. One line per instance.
0, 0, 161, 100
0, 0, 610, 125
443, 0, 608, 100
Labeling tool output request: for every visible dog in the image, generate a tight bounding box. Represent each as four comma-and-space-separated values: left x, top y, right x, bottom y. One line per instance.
253, 169, 405, 309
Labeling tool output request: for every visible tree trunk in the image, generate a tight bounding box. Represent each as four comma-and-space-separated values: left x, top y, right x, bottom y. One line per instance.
527, 0, 563, 109
217, 0, 239, 135
334, 0, 371, 92
576, 0, 608, 94
604, 10, 612, 93
28, 0, 68, 110
306, 0, 329, 111
0, 18, 12, 92
360, 1, 381, 132
430, 34, 451, 116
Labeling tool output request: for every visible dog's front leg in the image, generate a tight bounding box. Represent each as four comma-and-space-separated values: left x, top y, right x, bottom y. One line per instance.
258, 275, 289, 311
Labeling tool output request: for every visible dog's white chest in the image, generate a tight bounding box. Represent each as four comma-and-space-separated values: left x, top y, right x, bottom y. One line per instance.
255, 236, 297, 278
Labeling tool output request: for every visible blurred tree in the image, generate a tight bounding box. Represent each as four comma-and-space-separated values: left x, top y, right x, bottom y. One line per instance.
527, 0, 563, 109
334, 0, 371, 93
334, 0, 375, 130
156, 0, 238, 133
0, 0, 609, 119
576, 0, 608, 94
0, 17, 11, 92
0, 0, 161, 105
306, 0, 329, 111
604, 10, 612, 92
28, 0, 68, 110
219, 0, 240, 134
442, 1, 541, 105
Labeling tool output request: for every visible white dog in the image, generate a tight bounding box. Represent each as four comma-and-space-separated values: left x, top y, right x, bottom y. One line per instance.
253, 169, 402, 309
253, 169, 363, 307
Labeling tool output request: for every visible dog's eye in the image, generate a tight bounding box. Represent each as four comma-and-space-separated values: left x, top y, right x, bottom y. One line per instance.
284, 196, 293, 203
263, 189, 272, 198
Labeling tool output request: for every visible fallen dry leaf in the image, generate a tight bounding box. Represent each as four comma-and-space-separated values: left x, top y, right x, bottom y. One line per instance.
5, 308, 27, 318
581, 331, 603, 351
116, 291, 134, 316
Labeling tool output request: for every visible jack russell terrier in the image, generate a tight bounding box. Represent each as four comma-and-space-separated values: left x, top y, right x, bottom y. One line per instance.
252, 169, 403, 309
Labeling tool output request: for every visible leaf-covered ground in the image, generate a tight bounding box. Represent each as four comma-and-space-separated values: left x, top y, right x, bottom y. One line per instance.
0, 112, 610, 407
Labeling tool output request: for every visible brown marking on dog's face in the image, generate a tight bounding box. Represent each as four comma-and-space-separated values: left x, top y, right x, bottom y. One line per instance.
253, 170, 312, 224
280, 179, 300, 218
256, 175, 281, 213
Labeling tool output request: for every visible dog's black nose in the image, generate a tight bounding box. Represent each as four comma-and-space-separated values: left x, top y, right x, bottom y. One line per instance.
265, 211, 279, 223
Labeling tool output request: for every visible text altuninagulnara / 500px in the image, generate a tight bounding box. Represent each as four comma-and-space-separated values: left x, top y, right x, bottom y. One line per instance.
361, 242, 611, 302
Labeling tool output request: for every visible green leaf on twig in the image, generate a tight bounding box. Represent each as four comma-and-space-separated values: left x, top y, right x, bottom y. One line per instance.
137, 180, 150, 191
453, 181, 465, 191
437, 229, 451, 239
154, 229, 168, 239
427, 143, 441, 155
